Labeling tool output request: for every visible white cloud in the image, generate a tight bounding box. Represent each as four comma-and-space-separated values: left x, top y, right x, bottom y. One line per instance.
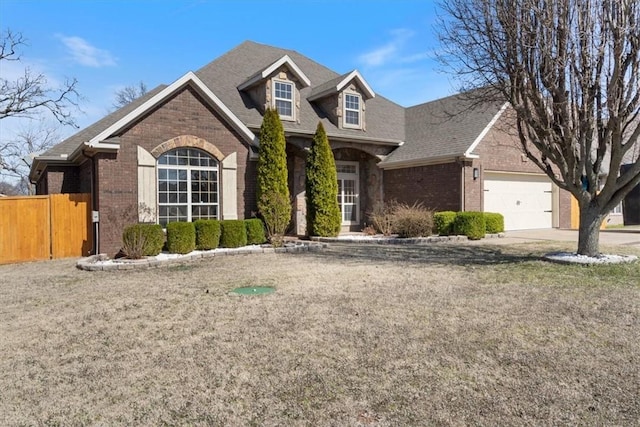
57, 35, 117, 68
358, 28, 416, 67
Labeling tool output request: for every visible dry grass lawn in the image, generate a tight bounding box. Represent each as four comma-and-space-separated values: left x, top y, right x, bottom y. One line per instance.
1, 242, 639, 426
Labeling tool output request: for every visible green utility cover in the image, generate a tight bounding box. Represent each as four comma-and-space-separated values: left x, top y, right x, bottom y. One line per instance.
231, 286, 275, 295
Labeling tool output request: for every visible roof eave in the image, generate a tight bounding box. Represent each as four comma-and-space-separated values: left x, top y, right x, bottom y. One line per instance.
379, 154, 478, 170
237, 54, 311, 91
463, 102, 509, 157
247, 125, 403, 146
89, 71, 258, 148
337, 70, 375, 99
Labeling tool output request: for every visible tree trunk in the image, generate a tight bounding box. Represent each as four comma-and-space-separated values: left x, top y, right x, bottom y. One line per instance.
577, 203, 604, 257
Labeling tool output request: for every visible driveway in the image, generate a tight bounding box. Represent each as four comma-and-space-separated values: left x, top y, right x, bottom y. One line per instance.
495, 228, 640, 247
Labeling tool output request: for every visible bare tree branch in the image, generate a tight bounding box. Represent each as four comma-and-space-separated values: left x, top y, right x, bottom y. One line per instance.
112, 81, 147, 109
0, 29, 81, 127
0, 121, 61, 194
437, 0, 640, 256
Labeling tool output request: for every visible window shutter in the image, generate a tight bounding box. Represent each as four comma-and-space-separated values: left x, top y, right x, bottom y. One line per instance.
221, 152, 238, 219
137, 146, 157, 222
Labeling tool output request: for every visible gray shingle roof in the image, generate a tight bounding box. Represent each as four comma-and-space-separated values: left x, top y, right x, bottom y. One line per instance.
39, 41, 505, 171
194, 41, 405, 143
41, 85, 168, 157
308, 72, 351, 100
382, 92, 505, 166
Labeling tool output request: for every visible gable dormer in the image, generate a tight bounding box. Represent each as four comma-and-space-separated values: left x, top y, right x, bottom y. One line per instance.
307, 70, 375, 130
237, 55, 310, 123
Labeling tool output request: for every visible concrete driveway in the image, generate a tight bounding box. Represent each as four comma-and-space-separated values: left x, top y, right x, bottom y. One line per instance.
497, 228, 640, 247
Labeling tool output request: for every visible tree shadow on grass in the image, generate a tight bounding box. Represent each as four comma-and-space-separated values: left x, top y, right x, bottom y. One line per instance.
301, 243, 542, 267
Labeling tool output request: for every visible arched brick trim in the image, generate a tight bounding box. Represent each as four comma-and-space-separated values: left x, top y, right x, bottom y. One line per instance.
150, 135, 225, 160
331, 142, 386, 160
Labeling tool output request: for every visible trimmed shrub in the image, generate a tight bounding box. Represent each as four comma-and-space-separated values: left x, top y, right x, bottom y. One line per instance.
257, 108, 291, 236
166, 222, 196, 254
484, 212, 505, 234
121, 223, 164, 259
306, 122, 341, 237
453, 211, 486, 240
194, 219, 221, 250
245, 218, 267, 245
220, 220, 248, 248
434, 211, 457, 236
392, 202, 434, 238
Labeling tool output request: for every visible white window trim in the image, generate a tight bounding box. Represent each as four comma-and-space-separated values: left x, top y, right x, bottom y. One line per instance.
343, 92, 362, 129
157, 151, 220, 226
336, 160, 360, 225
273, 79, 295, 121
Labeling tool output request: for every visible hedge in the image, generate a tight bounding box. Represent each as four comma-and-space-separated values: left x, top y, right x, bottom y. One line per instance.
166, 221, 196, 254
453, 211, 486, 240
433, 211, 457, 236
194, 219, 221, 250
220, 220, 248, 248
484, 212, 505, 234
245, 218, 267, 245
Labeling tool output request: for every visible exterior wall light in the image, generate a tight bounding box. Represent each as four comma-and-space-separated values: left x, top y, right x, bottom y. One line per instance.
473, 167, 479, 181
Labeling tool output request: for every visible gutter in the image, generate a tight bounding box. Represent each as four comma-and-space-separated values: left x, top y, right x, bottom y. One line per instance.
29, 140, 121, 184
247, 125, 404, 147
378, 154, 478, 170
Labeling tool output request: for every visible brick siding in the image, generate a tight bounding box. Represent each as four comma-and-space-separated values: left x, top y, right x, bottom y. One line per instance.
95, 86, 254, 255
383, 162, 462, 212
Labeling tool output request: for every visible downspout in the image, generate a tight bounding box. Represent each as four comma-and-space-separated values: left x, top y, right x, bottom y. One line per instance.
460, 165, 465, 211
91, 154, 99, 255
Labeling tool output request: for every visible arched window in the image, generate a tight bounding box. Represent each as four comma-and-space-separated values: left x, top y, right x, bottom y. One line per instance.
157, 148, 219, 227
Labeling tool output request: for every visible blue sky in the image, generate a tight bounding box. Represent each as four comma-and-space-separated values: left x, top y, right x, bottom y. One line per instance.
1, 0, 457, 140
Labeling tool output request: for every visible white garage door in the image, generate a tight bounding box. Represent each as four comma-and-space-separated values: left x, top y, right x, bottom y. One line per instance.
484, 172, 553, 230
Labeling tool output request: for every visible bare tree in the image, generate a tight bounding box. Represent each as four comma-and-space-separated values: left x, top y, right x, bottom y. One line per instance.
437, 0, 640, 256
112, 81, 147, 109
0, 122, 60, 194
0, 180, 22, 196
0, 29, 80, 125
1, 29, 80, 190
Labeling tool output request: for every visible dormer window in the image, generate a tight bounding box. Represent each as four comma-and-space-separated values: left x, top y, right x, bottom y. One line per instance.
344, 93, 361, 128
274, 80, 294, 119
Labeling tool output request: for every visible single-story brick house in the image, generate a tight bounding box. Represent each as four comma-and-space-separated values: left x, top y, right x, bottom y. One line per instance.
30, 41, 572, 255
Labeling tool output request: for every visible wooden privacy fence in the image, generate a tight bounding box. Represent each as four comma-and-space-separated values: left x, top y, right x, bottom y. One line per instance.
0, 193, 93, 265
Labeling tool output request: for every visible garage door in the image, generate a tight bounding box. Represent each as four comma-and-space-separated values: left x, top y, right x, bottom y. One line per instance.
484, 172, 553, 230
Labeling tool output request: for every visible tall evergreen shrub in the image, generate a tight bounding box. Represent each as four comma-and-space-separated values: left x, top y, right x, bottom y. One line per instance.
256, 108, 291, 241
305, 122, 341, 236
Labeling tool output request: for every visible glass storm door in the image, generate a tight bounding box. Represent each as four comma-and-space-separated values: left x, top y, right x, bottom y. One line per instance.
336, 161, 359, 225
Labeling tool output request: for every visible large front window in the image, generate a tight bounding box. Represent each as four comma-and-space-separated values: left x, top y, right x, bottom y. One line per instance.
274, 80, 293, 119
157, 148, 219, 227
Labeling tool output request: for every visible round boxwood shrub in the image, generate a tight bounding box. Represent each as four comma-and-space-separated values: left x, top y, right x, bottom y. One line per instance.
433, 211, 457, 236
484, 212, 505, 234
245, 218, 267, 245
453, 211, 486, 240
194, 219, 221, 250
121, 223, 165, 258
220, 220, 248, 248
166, 221, 196, 254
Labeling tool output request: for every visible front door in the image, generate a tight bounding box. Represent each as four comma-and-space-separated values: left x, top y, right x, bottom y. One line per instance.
336, 161, 359, 226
